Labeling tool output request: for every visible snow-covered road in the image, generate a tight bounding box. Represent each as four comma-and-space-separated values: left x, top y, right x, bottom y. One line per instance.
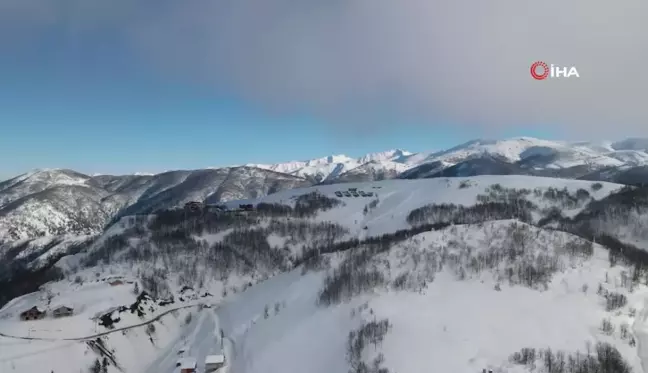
144, 307, 228, 373
0, 303, 207, 341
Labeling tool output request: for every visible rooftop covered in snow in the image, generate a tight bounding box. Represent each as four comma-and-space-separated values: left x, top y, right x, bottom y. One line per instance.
180, 358, 196, 369
205, 354, 225, 364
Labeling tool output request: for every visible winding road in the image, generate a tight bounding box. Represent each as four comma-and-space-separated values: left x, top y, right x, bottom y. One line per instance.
1, 303, 233, 373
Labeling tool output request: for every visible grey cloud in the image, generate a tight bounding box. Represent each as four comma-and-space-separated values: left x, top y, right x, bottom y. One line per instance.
4, 0, 648, 138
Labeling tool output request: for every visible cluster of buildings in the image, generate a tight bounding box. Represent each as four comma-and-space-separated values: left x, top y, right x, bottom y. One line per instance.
19, 278, 127, 322
177, 353, 225, 373
19, 305, 74, 321
334, 187, 375, 198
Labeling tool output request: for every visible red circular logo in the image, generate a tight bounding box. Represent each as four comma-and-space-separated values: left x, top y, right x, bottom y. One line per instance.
530, 61, 549, 80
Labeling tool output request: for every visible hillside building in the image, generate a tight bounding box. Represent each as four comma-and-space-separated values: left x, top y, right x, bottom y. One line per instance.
52, 305, 74, 318
20, 306, 46, 321
205, 354, 225, 371
179, 358, 197, 373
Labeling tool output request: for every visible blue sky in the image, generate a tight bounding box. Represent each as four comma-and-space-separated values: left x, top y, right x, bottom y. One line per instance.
1, 0, 603, 180
0, 38, 556, 181
0, 65, 555, 180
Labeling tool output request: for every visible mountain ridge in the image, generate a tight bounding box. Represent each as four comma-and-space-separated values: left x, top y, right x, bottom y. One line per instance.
4, 136, 648, 245
9, 136, 648, 184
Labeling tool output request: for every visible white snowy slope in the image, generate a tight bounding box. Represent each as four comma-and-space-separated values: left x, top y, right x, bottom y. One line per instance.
0, 174, 642, 373
0, 253, 253, 373
230, 175, 622, 239
4, 222, 647, 373
143, 307, 233, 373
215, 221, 648, 373
0, 271, 210, 339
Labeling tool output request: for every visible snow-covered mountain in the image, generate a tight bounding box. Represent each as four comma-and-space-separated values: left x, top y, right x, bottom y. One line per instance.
0, 167, 308, 242
3, 175, 648, 373
4, 138, 648, 373
247, 149, 414, 182
245, 137, 648, 183
5, 136, 648, 262
400, 137, 628, 179
5, 136, 648, 246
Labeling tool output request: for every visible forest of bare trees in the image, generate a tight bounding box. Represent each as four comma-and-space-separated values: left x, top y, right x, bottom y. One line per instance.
347, 319, 392, 373
509, 342, 631, 373
316, 220, 598, 306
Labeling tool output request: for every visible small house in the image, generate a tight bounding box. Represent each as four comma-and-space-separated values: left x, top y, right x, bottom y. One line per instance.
205, 354, 225, 371
180, 358, 197, 373
52, 305, 74, 318
20, 306, 46, 321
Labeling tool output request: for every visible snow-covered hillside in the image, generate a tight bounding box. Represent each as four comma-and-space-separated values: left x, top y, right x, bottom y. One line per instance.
0, 169, 93, 206
0, 297, 202, 373
0, 263, 241, 373
4, 217, 648, 373
230, 175, 622, 239
215, 220, 648, 373
5, 140, 648, 373
0, 167, 308, 242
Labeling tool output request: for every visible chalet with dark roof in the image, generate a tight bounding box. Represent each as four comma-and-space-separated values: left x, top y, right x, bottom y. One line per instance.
20, 306, 46, 321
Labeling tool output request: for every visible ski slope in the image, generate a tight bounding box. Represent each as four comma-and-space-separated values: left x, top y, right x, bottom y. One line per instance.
231, 175, 622, 238
216, 267, 353, 373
